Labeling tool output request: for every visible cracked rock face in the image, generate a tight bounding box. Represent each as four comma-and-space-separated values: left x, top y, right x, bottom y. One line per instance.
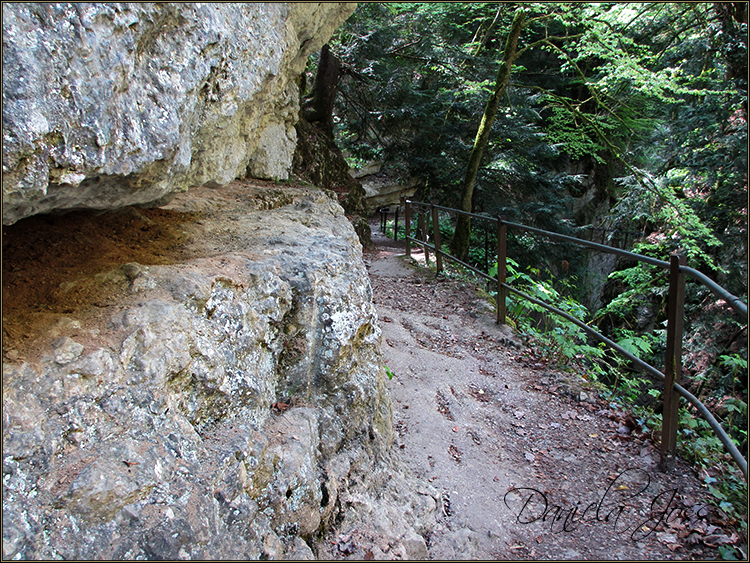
1, 2, 356, 225
1, 186, 416, 559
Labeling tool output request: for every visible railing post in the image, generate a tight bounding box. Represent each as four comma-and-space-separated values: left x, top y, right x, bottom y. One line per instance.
660, 254, 686, 473
497, 215, 507, 325
431, 204, 442, 275
404, 199, 411, 258
394, 206, 399, 241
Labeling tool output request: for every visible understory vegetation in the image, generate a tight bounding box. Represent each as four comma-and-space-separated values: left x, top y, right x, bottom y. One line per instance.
313, 1, 747, 553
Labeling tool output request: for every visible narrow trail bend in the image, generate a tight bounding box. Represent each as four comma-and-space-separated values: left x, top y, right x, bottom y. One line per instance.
364, 222, 720, 560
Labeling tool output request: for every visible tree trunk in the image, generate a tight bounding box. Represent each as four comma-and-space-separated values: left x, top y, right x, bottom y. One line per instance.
450, 9, 525, 260
303, 43, 341, 137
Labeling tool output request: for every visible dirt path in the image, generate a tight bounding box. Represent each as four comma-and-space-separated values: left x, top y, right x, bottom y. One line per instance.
364, 222, 724, 560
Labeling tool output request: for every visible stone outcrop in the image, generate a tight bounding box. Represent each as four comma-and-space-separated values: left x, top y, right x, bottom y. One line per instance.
2, 2, 356, 225
349, 162, 421, 214
2, 183, 438, 559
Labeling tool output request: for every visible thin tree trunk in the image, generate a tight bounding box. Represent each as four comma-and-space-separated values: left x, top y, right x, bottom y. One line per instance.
472, 6, 502, 57
450, 9, 525, 260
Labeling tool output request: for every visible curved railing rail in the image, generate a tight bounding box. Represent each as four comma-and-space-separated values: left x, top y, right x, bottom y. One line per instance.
389, 199, 748, 480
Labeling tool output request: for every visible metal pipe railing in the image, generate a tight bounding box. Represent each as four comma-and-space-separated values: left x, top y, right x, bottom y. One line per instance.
378, 206, 400, 241
418, 205, 748, 317
402, 199, 748, 480
503, 282, 748, 479
681, 265, 748, 317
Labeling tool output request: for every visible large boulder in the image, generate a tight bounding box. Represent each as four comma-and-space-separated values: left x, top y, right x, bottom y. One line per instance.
360, 172, 421, 214
1, 2, 356, 225
2, 183, 437, 559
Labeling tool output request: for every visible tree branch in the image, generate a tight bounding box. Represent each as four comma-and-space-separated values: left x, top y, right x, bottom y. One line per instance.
516, 34, 582, 58
472, 6, 502, 56
385, 37, 425, 55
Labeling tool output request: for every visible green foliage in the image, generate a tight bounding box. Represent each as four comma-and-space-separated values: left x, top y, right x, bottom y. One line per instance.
719, 354, 748, 378
380, 217, 406, 241
332, 3, 591, 227
616, 329, 654, 358
719, 545, 741, 560
543, 105, 609, 164
384, 365, 396, 381
493, 257, 606, 372
677, 407, 748, 534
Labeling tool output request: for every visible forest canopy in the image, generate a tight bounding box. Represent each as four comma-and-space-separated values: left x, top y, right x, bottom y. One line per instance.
326, 3, 746, 286
318, 1, 746, 311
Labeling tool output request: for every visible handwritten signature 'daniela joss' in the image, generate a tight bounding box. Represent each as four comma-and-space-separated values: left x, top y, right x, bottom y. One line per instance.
503, 468, 706, 540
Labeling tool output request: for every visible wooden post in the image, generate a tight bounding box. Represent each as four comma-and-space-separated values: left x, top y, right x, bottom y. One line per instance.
394, 206, 399, 241
660, 254, 686, 473
404, 200, 411, 258
496, 216, 507, 325
432, 204, 443, 275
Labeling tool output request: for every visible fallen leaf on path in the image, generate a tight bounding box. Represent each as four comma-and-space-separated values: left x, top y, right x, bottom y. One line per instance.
514, 410, 525, 419
703, 533, 738, 546
685, 532, 703, 545
271, 401, 290, 413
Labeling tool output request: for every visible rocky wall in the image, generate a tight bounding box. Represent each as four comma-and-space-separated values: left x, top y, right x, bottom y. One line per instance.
2, 184, 437, 559
2, 2, 357, 225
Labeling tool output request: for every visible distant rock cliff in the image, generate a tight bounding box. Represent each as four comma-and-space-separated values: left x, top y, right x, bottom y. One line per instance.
2, 3, 356, 225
